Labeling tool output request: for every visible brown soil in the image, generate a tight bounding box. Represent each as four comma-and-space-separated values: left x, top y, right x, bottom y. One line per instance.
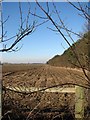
2, 64, 89, 120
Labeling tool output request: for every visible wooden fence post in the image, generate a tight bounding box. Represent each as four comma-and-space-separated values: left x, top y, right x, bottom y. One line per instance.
75, 86, 84, 120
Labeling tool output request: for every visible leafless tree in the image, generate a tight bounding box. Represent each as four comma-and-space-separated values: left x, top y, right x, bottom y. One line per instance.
1, 1, 90, 120
34, 0, 90, 85
1, 1, 49, 120
32, 1, 90, 119
0, 1, 48, 52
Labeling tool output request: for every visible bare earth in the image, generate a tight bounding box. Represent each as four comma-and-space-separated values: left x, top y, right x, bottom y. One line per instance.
2, 64, 89, 120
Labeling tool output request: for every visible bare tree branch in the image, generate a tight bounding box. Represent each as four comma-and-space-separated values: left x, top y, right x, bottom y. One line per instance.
35, 1, 90, 82
67, 0, 90, 21
2, 81, 90, 96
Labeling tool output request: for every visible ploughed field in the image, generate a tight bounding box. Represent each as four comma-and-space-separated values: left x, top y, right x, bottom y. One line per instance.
2, 64, 87, 120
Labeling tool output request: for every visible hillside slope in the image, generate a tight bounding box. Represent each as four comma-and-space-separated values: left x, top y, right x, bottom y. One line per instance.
47, 32, 90, 69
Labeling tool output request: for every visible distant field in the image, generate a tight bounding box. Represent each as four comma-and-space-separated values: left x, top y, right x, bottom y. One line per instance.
3, 63, 44, 73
